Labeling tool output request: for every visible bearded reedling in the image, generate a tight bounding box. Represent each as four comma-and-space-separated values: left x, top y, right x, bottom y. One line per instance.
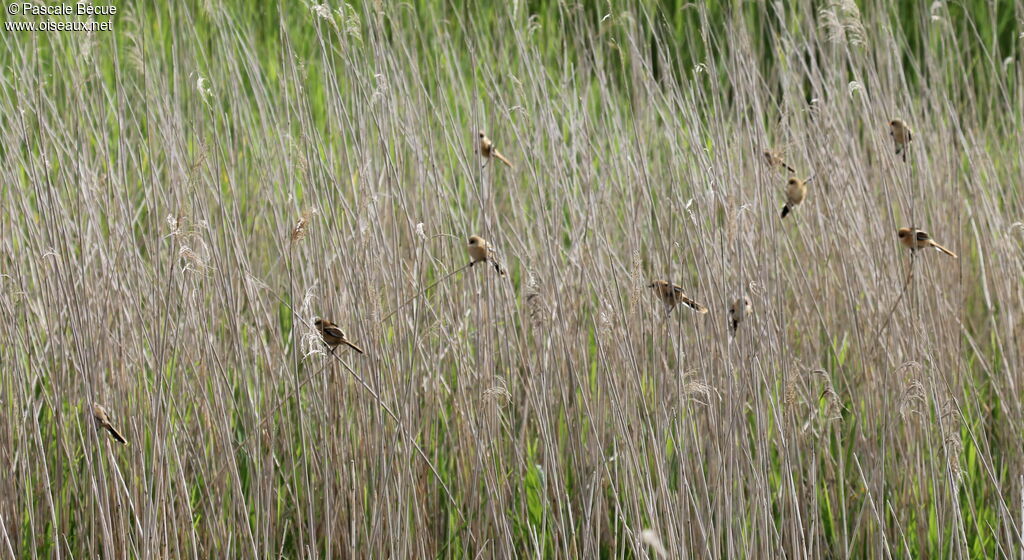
780, 177, 807, 219
92, 403, 127, 445
478, 131, 513, 168
314, 318, 366, 354
889, 119, 913, 162
728, 296, 752, 336
648, 280, 709, 316
467, 235, 506, 276
763, 149, 796, 173
897, 228, 957, 258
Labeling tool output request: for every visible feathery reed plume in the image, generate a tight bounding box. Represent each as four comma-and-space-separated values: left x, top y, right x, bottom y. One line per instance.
784, 372, 799, 409
482, 377, 512, 407
640, 529, 668, 558
524, 270, 549, 327
819, 0, 866, 46
178, 243, 211, 274
290, 207, 318, 243
597, 300, 615, 343
166, 213, 182, 239
681, 370, 716, 406
810, 369, 843, 422
296, 286, 328, 359
165, 214, 211, 273
940, 399, 964, 485
896, 362, 926, 421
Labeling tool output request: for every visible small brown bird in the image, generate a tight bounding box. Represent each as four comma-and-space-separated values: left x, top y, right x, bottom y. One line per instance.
648, 280, 708, 316
728, 296, 752, 336
92, 403, 127, 445
780, 177, 807, 219
314, 318, 365, 354
889, 119, 913, 162
478, 131, 513, 168
467, 235, 505, 276
763, 149, 796, 173
897, 228, 957, 258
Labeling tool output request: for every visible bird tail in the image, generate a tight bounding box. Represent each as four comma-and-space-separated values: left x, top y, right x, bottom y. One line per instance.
493, 151, 513, 168
781, 205, 790, 218
932, 243, 958, 258
730, 319, 738, 336
105, 424, 128, 445
682, 298, 709, 314
343, 340, 365, 354
785, 163, 795, 173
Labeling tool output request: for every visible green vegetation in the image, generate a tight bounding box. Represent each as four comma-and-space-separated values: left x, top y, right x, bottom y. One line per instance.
1, 0, 1022, 557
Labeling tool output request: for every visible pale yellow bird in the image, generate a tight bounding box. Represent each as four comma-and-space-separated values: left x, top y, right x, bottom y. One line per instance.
780, 177, 807, 219
92, 403, 127, 445
478, 131, 513, 168
728, 296, 752, 336
889, 119, 913, 162
897, 228, 957, 258
648, 280, 709, 316
467, 235, 505, 276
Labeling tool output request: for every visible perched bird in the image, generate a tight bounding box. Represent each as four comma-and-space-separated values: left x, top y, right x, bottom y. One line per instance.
889, 119, 913, 162
92, 403, 127, 445
478, 131, 513, 168
728, 296, 752, 336
780, 177, 807, 219
763, 149, 796, 173
897, 228, 957, 258
467, 235, 505, 276
648, 280, 709, 316
314, 318, 365, 354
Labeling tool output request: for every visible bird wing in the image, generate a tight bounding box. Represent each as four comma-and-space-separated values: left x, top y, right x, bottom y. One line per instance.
915, 231, 932, 242
323, 324, 346, 338
93, 404, 110, 424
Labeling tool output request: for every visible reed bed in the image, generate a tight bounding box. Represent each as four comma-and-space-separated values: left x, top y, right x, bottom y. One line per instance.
0, 0, 1022, 557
